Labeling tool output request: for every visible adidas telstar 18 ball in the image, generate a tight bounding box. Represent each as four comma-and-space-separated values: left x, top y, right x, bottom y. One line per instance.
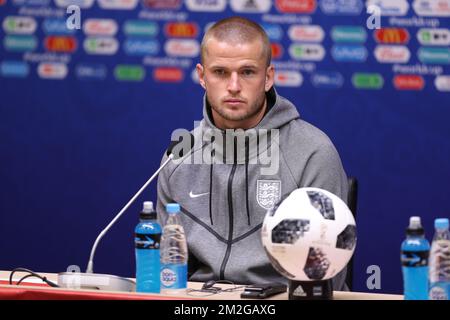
261, 188, 357, 281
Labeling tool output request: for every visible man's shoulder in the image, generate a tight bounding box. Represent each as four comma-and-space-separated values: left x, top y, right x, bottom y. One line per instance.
282, 118, 336, 150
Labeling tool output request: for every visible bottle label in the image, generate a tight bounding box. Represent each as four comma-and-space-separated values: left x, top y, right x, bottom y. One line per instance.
160, 264, 187, 289
401, 250, 429, 267
135, 232, 161, 249
429, 284, 449, 300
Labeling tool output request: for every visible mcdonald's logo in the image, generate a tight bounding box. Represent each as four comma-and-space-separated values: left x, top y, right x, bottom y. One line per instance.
271, 43, 283, 60
44, 36, 77, 53
164, 22, 198, 38
374, 28, 409, 44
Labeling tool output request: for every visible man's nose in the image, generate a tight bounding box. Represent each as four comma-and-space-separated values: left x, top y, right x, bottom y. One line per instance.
227, 72, 241, 93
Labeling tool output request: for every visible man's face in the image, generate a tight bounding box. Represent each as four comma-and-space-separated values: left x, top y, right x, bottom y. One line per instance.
196, 37, 274, 129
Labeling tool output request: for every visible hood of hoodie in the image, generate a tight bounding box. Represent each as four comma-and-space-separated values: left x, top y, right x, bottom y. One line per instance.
195, 87, 300, 163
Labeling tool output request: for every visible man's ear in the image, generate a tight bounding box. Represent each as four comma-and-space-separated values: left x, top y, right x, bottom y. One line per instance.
196, 63, 206, 90
265, 64, 275, 92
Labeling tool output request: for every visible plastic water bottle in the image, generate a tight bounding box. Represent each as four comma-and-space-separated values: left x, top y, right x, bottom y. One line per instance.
400, 216, 430, 300
429, 218, 450, 300
135, 201, 161, 293
160, 203, 188, 294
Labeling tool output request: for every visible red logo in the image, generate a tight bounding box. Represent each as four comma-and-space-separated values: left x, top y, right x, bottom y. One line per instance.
164, 22, 198, 38
393, 75, 424, 90
271, 43, 283, 59
374, 28, 409, 44
44, 36, 77, 53
0, 0, 6, 6
275, 0, 316, 13
153, 67, 184, 82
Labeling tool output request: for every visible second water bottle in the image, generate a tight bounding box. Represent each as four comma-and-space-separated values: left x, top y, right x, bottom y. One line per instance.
160, 203, 188, 294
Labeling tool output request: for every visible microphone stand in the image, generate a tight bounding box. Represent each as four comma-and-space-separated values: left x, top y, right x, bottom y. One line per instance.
57, 154, 174, 292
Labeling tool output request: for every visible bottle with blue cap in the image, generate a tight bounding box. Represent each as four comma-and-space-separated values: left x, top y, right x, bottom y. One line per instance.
429, 218, 450, 300
160, 203, 188, 294
135, 201, 162, 293
400, 216, 430, 300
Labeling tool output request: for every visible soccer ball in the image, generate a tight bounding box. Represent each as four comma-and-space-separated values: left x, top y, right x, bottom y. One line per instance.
261, 187, 357, 281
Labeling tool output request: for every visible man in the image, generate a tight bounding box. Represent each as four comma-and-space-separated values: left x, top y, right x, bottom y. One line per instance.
157, 17, 349, 290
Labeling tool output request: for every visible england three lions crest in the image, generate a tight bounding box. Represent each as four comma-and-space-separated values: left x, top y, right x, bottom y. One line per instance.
257, 180, 281, 210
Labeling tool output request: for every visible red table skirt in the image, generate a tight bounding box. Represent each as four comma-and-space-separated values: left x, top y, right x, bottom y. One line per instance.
0, 281, 189, 300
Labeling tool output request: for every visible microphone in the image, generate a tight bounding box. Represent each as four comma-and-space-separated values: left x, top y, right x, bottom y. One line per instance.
57, 134, 194, 292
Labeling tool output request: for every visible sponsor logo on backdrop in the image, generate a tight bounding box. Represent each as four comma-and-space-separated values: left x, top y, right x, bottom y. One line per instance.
83, 19, 118, 36
84, 37, 119, 55
418, 47, 450, 64
124, 38, 159, 56
153, 67, 184, 82
374, 45, 410, 63
114, 65, 145, 81
393, 74, 425, 90
165, 39, 200, 57
274, 70, 303, 87
4, 35, 37, 52
54, 0, 94, 9
413, 0, 450, 17
185, 0, 226, 12
331, 26, 366, 43
0, 0, 5, 5
3, 16, 37, 34
141, 0, 182, 9
0, 61, 29, 78
37, 62, 68, 79
288, 25, 324, 42
289, 44, 325, 61
44, 36, 77, 52
43, 18, 75, 35
275, 0, 316, 13
165, 22, 199, 38
320, 0, 363, 15
98, 0, 138, 9
230, 0, 271, 13
374, 28, 409, 44
352, 72, 384, 89
271, 43, 283, 59
262, 23, 283, 41
123, 20, 159, 37
75, 63, 107, 80
331, 45, 367, 62
434, 75, 450, 91
310, 71, 344, 88
417, 28, 450, 46
13, 0, 50, 5
366, 0, 409, 16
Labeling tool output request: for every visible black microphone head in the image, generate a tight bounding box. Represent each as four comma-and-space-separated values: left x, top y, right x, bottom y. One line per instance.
167, 133, 194, 160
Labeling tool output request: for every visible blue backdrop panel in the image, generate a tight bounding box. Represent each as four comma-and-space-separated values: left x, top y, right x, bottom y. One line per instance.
1, 0, 449, 294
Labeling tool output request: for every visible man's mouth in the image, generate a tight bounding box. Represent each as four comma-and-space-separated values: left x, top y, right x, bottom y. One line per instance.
223, 99, 245, 106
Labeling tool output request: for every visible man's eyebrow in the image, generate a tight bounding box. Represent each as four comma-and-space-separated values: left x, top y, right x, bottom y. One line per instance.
208, 64, 259, 70
239, 65, 259, 69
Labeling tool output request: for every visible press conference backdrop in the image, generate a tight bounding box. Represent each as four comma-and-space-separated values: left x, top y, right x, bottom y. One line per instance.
1, 0, 449, 294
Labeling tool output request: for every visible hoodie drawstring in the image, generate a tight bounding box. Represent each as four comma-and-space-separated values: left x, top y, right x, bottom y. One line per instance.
209, 136, 215, 225
245, 136, 251, 226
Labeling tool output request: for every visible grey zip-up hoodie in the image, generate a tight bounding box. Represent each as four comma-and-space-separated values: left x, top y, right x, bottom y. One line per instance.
157, 88, 349, 290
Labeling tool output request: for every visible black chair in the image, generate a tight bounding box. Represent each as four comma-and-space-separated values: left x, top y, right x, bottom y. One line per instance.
345, 177, 358, 290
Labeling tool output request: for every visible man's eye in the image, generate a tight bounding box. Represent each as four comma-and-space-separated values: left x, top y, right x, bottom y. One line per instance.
214, 69, 225, 76
242, 69, 255, 76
